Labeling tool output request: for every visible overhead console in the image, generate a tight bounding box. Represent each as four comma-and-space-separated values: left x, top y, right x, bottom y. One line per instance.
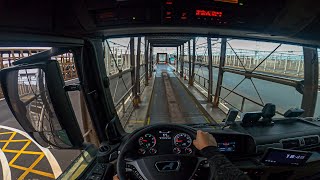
88, 0, 286, 31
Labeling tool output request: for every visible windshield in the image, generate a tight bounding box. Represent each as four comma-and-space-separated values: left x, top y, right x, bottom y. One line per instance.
103, 37, 320, 132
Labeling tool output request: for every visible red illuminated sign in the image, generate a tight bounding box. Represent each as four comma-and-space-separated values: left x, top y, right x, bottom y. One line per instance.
195, 10, 223, 17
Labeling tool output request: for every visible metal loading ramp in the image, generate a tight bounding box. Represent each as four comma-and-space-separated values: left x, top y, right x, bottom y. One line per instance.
148, 64, 211, 124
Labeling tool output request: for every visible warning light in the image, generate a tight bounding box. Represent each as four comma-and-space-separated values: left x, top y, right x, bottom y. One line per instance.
165, 1, 173, 5
195, 10, 223, 17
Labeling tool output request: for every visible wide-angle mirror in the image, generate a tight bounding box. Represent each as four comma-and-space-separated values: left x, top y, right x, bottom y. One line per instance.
0, 60, 84, 149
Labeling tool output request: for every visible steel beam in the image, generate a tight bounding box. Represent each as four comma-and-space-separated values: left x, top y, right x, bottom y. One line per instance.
176, 46, 179, 71
145, 38, 149, 85
213, 38, 227, 107
301, 47, 319, 117
207, 37, 213, 102
180, 44, 184, 78
149, 43, 153, 78
130, 38, 137, 107
136, 37, 141, 98
188, 40, 192, 85
191, 38, 196, 85
223, 67, 298, 87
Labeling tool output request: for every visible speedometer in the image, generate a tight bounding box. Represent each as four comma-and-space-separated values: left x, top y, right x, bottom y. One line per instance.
174, 133, 192, 148
139, 134, 156, 149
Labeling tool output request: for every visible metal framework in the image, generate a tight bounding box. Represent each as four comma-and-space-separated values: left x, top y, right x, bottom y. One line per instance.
213, 38, 227, 107
207, 37, 213, 102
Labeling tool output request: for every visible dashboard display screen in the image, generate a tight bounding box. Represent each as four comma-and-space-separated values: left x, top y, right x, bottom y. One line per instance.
218, 142, 236, 152
158, 130, 172, 140
261, 148, 312, 166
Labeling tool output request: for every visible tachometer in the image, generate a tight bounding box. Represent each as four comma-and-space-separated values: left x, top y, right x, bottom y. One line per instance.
174, 133, 192, 148
139, 134, 156, 149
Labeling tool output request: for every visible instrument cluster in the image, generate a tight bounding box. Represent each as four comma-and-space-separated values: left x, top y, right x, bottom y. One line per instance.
137, 130, 194, 156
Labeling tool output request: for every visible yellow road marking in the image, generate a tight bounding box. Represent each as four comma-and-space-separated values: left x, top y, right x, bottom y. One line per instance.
10, 164, 55, 179
147, 117, 151, 125
0, 139, 29, 143
2, 149, 43, 155
9, 140, 32, 165
0, 129, 56, 179
135, 120, 145, 123
0, 132, 16, 135
1, 132, 16, 150
19, 153, 45, 179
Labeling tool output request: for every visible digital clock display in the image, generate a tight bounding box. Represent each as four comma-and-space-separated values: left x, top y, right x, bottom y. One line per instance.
195, 10, 223, 17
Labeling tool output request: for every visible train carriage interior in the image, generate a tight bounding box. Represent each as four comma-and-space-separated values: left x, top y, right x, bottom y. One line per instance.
0, 0, 320, 179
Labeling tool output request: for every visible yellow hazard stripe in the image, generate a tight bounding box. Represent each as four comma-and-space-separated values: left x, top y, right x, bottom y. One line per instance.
0, 132, 15, 135
9, 140, 32, 165
19, 153, 46, 179
3, 149, 43, 155
1, 132, 17, 150
11, 164, 55, 179
0, 130, 55, 179
0, 139, 29, 143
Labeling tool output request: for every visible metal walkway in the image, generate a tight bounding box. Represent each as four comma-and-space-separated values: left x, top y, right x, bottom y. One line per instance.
148, 64, 209, 124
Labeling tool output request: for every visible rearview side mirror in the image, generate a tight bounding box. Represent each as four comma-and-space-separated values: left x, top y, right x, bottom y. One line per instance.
0, 60, 84, 149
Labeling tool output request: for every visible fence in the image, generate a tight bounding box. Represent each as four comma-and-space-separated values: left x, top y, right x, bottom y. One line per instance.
182, 53, 306, 79
183, 67, 284, 115
112, 68, 147, 126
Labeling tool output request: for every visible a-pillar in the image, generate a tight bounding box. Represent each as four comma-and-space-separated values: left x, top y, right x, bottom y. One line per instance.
207, 37, 213, 102
301, 47, 318, 116
213, 38, 227, 107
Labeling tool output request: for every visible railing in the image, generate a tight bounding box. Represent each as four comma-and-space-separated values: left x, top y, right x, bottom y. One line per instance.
113, 66, 147, 126
182, 67, 285, 115
183, 68, 209, 90
219, 86, 283, 115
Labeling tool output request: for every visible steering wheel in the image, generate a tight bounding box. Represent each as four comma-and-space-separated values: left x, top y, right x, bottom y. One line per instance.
117, 124, 208, 180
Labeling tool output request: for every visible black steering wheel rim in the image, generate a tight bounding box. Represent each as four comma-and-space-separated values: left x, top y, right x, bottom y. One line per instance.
117, 123, 198, 180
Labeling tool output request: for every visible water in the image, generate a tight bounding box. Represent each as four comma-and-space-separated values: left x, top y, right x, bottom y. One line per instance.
180, 63, 320, 117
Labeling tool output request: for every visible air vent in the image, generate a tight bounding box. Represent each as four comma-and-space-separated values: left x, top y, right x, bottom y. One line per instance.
281, 139, 300, 149
304, 136, 319, 146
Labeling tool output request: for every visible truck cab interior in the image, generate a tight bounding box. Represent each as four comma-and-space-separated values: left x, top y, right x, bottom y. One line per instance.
0, 0, 320, 180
